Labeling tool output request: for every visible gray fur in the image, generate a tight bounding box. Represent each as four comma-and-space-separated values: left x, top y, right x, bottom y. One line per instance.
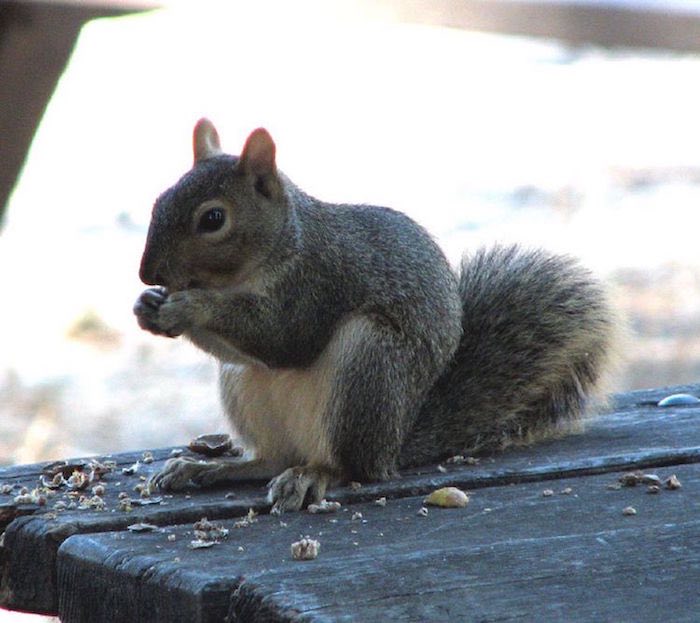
135, 124, 616, 507
401, 245, 616, 466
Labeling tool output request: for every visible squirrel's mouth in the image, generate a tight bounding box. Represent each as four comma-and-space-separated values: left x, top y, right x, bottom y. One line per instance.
165, 279, 201, 293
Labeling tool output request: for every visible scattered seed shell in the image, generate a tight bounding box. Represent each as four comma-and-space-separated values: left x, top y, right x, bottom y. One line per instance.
647, 485, 661, 494
308, 500, 342, 514
142, 451, 154, 464
41, 461, 89, 479
88, 459, 115, 480
233, 508, 258, 528
619, 471, 642, 487
78, 495, 105, 511
444, 454, 480, 465
189, 539, 216, 549
127, 522, 160, 533
542, 489, 554, 497
349, 481, 362, 491
291, 537, 320, 561
40, 473, 66, 490
188, 434, 239, 457
66, 470, 90, 491
417, 506, 429, 517
13, 488, 47, 505
622, 506, 637, 516
193, 517, 229, 541
640, 474, 662, 487
131, 496, 163, 506
665, 474, 682, 490
374, 497, 387, 507
122, 461, 140, 476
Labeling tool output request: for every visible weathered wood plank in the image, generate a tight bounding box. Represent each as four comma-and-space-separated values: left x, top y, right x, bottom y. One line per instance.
57, 462, 700, 623
0, 480, 266, 613
2, 383, 700, 614
0, 447, 268, 612
611, 382, 700, 409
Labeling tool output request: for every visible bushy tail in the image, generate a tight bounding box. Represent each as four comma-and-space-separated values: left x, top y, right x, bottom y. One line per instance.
400, 245, 618, 467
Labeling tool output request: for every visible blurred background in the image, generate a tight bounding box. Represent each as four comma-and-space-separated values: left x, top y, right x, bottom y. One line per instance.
2, 0, 700, 472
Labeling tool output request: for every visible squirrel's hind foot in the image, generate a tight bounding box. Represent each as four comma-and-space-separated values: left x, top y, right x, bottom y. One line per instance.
148, 456, 204, 491
148, 455, 274, 492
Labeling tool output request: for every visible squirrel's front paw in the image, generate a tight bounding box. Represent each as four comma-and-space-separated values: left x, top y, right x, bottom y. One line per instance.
267, 466, 331, 513
134, 288, 204, 338
156, 290, 199, 337
134, 287, 171, 336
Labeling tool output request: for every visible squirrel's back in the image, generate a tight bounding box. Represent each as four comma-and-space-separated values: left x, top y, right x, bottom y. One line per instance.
294, 197, 461, 316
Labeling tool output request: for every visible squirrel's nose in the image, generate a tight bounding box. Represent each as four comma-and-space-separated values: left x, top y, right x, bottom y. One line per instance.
139, 250, 163, 286
141, 271, 164, 286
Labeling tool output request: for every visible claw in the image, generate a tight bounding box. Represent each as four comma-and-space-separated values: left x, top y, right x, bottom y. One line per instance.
139, 287, 169, 309
134, 287, 174, 337
149, 455, 275, 494
148, 456, 202, 492
267, 466, 331, 513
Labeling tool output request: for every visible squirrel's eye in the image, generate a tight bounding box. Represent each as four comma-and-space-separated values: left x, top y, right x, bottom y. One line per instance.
197, 207, 225, 233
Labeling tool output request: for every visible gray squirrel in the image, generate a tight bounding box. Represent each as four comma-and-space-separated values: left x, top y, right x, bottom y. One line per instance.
134, 119, 617, 512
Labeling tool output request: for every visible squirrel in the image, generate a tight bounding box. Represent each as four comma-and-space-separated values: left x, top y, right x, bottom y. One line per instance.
134, 119, 617, 512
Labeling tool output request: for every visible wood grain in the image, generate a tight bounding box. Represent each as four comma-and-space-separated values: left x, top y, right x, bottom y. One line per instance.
58, 462, 700, 622
1, 383, 699, 617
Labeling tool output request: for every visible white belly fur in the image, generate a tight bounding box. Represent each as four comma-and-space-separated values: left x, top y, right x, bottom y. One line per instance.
218, 316, 370, 471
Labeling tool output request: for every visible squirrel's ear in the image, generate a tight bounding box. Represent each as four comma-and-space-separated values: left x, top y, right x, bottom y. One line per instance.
239, 128, 276, 178
193, 118, 223, 163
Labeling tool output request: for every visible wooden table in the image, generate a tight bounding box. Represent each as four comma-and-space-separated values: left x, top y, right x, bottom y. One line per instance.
1, 383, 699, 622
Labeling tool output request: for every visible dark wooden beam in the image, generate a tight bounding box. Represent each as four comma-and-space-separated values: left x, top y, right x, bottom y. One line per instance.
386, 0, 700, 52
0, 1, 149, 225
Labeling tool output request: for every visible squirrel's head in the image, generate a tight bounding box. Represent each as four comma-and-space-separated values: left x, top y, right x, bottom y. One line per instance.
139, 119, 288, 291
